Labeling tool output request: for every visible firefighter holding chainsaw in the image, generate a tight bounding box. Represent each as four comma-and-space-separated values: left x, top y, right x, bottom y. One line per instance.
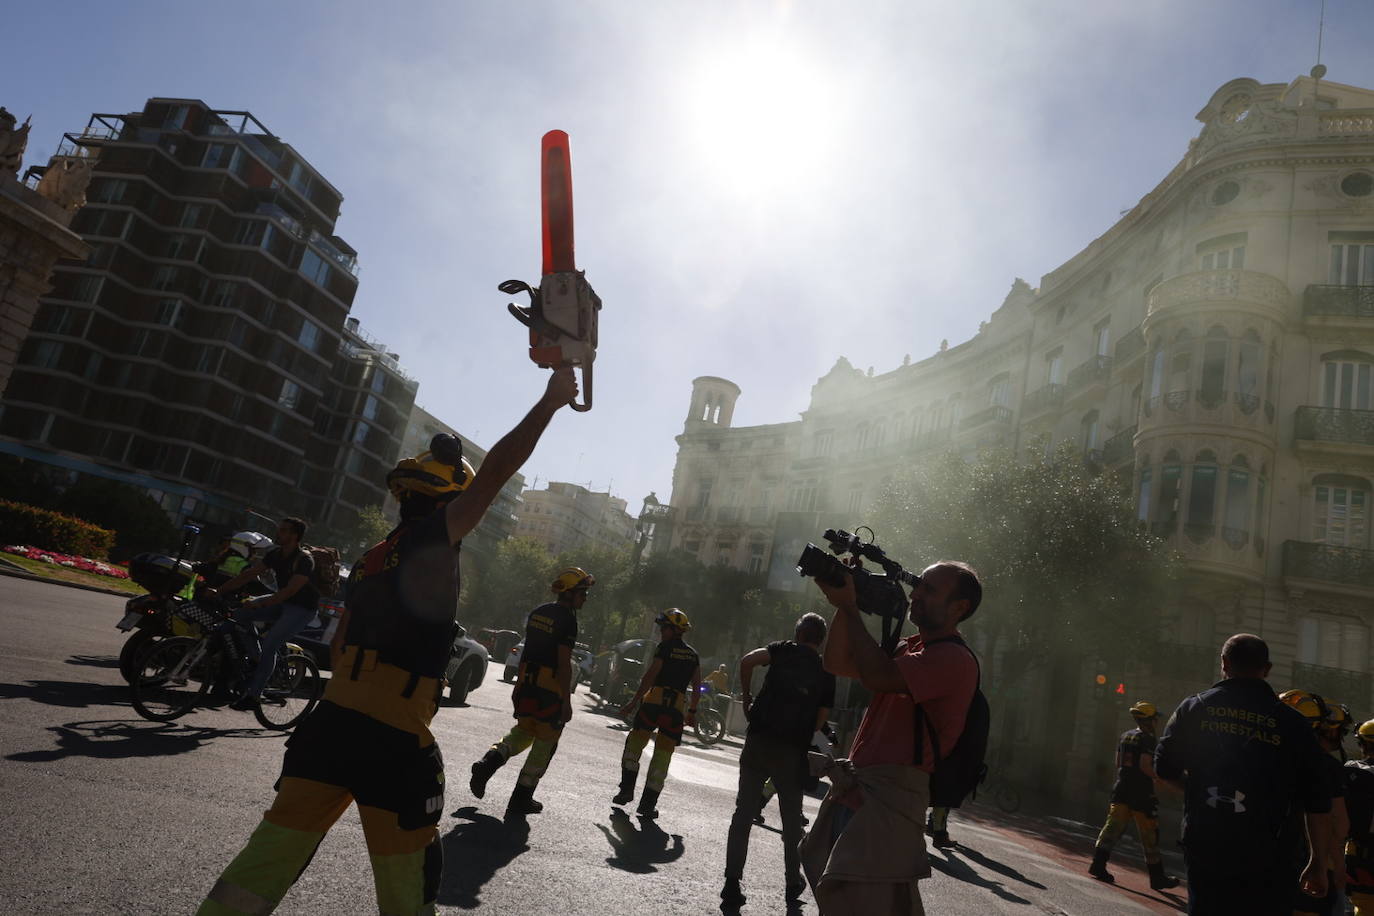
197, 369, 578, 916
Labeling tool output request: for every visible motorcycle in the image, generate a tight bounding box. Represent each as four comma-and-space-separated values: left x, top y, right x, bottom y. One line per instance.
116, 524, 202, 683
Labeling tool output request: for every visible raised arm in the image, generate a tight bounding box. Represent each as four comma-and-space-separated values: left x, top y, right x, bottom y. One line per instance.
445, 369, 578, 546
737, 647, 770, 713
816, 572, 905, 693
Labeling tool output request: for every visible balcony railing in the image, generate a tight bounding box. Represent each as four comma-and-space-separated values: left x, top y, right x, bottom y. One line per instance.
1102, 425, 1136, 465
1147, 268, 1290, 316
1291, 662, 1373, 709
1023, 383, 1065, 414
1114, 326, 1145, 363
1294, 406, 1374, 447
1304, 284, 1374, 318
1283, 540, 1374, 589
1067, 355, 1113, 392
959, 405, 1013, 431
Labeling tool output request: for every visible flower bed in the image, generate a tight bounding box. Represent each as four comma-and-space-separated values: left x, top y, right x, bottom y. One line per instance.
3, 545, 130, 579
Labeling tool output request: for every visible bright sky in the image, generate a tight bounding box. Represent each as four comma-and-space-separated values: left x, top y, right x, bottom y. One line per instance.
12, 1, 1374, 512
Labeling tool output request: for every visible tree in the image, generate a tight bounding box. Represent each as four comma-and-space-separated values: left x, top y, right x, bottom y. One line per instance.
460, 537, 560, 630
326, 504, 393, 558
53, 476, 180, 561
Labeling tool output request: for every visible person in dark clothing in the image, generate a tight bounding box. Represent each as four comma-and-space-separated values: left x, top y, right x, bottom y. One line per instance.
1279, 690, 1351, 916
196, 368, 578, 916
208, 516, 319, 708
469, 567, 594, 816
1089, 700, 1179, 889
613, 609, 701, 819
1347, 719, 1374, 916
721, 612, 835, 911
1154, 633, 1334, 916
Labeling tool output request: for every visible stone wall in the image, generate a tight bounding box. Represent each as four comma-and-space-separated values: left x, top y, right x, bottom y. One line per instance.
0, 173, 87, 398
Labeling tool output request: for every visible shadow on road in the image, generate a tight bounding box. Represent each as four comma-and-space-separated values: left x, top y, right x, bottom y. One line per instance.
929, 849, 1034, 905
0, 678, 132, 709
953, 843, 1047, 889
438, 806, 532, 909
597, 808, 685, 873
6, 718, 276, 763
64, 654, 121, 670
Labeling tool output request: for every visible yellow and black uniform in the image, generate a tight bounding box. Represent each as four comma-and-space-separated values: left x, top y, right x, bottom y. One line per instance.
615, 637, 699, 817
1092, 728, 1165, 868
198, 509, 457, 916
1347, 758, 1374, 915
481, 602, 577, 794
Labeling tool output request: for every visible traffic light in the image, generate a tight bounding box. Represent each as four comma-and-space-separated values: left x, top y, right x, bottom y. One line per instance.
1094, 673, 1107, 699
1115, 682, 1127, 696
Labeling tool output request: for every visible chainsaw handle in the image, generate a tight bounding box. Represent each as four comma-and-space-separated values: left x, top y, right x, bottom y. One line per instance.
570, 364, 592, 412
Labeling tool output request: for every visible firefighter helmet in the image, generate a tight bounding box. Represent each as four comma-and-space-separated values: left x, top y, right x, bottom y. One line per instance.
1357, 719, 1374, 746
387, 433, 475, 501
655, 609, 692, 632
1129, 701, 1158, 720
551, 567, 595, 593
1279, 688, 1330, 726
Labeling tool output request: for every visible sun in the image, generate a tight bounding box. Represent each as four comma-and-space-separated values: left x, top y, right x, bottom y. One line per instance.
679, 36, 844, 198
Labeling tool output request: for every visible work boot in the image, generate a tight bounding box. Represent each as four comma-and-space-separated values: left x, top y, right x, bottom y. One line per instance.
637, 787, 661, 819
930, 829, 957, 849
1088, 848, 1114, 883
1148, 861, 1179, 890
612, 766, 637, 806
784, 879, 807, 906
720, 877, 746, 908
469, 749, 505, 799
506, 783, 543, 816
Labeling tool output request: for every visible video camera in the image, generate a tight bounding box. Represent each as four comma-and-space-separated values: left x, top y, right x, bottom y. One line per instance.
795, 527, 918, 621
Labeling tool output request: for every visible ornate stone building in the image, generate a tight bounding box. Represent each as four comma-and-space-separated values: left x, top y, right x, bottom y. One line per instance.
667, 71, 1374, 807
513, 481, 637, 557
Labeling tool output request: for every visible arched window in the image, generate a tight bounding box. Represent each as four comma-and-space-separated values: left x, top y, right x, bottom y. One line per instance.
1320, 349, 1374, 410
1199, 326, 1229, 409
1223, 456, 1252, 549
1156, 450, 1183, 535
1137, 466, 1153, 523
1313, 473, 1371, 548
1186, 450, 1219, 541
1167, 330, 1193, 411
1236, 330, 1261, 414
1146, 347, 1165, 414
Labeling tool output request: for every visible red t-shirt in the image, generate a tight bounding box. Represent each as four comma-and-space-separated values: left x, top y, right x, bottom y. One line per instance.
847, 634, 978, 773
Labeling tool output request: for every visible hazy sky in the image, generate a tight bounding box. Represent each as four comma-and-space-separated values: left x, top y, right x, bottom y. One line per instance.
12, 1, 1374, 512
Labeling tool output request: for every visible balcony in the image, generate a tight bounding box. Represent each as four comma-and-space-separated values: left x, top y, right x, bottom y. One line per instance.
1114, 325, 1145, 364
1283, 540, 1374, 592
1291, 662, 1373, 708
1294, 406, 1374, 451
1147, 268, 1290, 318
1022, 383, 1065, 415
1102, 425, 1136, 466
1303, 284, 1374, 320
1067, 355, 1113, 394
959, 405, 1013, 431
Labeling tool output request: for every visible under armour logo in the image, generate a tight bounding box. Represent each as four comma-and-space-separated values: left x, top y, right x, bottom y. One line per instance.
425, 795, 442, 814
1205, 787, 1246, 812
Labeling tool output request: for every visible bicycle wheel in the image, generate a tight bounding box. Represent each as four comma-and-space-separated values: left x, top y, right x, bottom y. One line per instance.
254, 652, 323, 730
992, 782, 1022, 814
695, 708, 725, 745
130, 636, 211, 722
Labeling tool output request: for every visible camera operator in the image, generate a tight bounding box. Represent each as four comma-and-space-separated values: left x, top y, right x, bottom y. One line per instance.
721, 612, 835, 911
803, 560, 981, 916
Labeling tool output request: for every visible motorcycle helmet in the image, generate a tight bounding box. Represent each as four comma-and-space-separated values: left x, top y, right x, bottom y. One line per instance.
655, 608, 692, 633
228, 530, 269, 560
387, 433, 475, 502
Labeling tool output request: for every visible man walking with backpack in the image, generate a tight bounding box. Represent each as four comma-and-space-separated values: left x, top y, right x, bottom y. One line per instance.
804, 560, 982, 916
721, 612, 835, 911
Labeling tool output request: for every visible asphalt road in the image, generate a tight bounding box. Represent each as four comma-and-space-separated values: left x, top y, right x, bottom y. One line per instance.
0, 576, 1186, 915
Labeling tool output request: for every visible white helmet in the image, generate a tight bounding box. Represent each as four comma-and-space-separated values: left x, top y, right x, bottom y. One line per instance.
228, 531, 271, 560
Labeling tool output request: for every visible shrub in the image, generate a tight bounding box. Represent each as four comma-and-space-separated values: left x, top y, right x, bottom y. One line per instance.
0, 501, 115, 557
53, 477, 178, 561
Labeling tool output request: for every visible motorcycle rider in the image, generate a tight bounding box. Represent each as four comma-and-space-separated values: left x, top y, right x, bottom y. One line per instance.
1088, 700, 1179, 889
469, 567, 594, 816
1347, 719, 1374, 916
196, 368, 578, 916
613, 609, 701, 818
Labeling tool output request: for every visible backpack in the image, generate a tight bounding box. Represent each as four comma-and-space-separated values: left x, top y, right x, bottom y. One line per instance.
914, 636, 990, 808
749, 642, 830, 747
305, 545, 342, 598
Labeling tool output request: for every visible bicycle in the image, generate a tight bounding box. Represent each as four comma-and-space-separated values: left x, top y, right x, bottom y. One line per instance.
128, 598, 323, 730
693, 688, 728, 746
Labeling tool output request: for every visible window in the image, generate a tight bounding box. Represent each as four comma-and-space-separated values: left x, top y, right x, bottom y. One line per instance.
300, 248, 331, 287
70, 275, 103, 303
209, 280, 236, 308
696, 479, 713, 508
1329, 240, 1374, 286
165, 233, 196, 260
361, 395, 378, 421
1223, 463, 1251, 548
1080, 411, 1099, 454
812, 429, 834, 458
353, 421, 370, 447
989, 375, 1010, 407
164, 104, 191, 130
949, 395, 964, 427
1298, 616, 1369, 671
1156, 455, 1183, 533
846, 486, 864, 514
202, 143, 240, 171
180, 204, 204, 229
1093, 319, 1111, 357
1321, 354, 1374, 410
154, 299, 182, 327
370, 368, 387, 395
1188, 459, 1219, 537
787, 479, 818, 512
1199, 327, 1229, 408
1314, 477, 1370, 548
30, 340, 62, 369
748, 541, 766, 574
150, 266, 179, 291
279, 379, 301, 410
1046, 348, 1064, 385
1147, 348, 1165, 405
1237, 331, 1261, 412
1199, 234, 1246, 270
1137, 468, 1152, 523
298, 320, 320, 352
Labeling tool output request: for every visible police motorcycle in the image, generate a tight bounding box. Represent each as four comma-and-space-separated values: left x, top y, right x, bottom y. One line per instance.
115, 526, 270, 682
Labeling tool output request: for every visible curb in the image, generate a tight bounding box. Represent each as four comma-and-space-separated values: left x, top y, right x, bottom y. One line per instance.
0, 563, 136, 599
